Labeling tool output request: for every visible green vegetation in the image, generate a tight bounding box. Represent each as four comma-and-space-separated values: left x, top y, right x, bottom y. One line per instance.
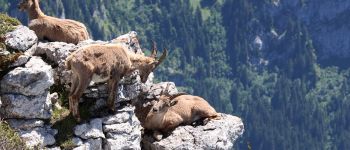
0, 13, 21, 74
1, 0, 350, 149
0, 13, 20, 35
50, 83, 95, 149
0, 121, 27, 150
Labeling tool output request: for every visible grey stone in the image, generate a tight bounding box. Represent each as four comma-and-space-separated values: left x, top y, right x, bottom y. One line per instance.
104, 122, 132, 134
74, 118, 105, 139
49, 92, 59, 104
34, 42, 77, 65
1, 56, 54, 96
146, 82, 178, 99
0, 92, 52, 119
5, 25, 37, 51
142, 114, 244, 150
46, 147, 61, 150
111, 31, 143, 54
33, 42, 77, 85
73, 138, 103, 150
72, 137, 84, 147
9, 55, 30, 68
7, 119, 44, 130
103, 112, 129, 125
103, 106, 142, 150
105, 137, 141, 150
19, 126, 57, 149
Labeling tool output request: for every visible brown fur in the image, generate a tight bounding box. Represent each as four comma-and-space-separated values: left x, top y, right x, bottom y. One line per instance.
144, 94, 219, 136
18, 0, 90, 44
65, 43, 166, 121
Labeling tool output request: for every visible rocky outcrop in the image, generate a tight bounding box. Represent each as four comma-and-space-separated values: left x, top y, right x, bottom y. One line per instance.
0, 25, 244, 149
103, 106, 142, 150
18, 126, 58, 148
5, 25, 37, 51
72, 106, 142, 150
0, 56, 53, 119
142, 114, 244, 150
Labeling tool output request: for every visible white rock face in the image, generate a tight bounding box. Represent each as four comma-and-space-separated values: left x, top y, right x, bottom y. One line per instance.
142, 114, 245, 150
1, 57, 54, 96
9, 55, 30, 68
7, 119, 45, 130
5, 25, 38, 51
103, 106, 142, 150
74, 118, 105, 139
73, 138, 103, 150
19, 126, 58, 149
0, 92, 52, 119
146, 82, 178, 99
0, 57, 53, 119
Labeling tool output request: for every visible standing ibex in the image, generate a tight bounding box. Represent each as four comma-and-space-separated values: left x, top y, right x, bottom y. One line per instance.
18, 0, 90, 44
65, 43, 167, 121
144, 84, 220, 140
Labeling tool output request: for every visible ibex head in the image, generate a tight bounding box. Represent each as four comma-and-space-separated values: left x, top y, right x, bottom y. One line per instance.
18, 0, 36, 11
138, 41, 167, 83
151, 83, 187, 113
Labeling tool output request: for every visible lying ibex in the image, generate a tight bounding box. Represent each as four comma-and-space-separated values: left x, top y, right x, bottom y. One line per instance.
18, 0, 90, 44
65, 42, 167, 121
144, 84, 220, 140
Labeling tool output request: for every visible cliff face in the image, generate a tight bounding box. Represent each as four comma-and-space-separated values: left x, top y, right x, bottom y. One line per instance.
270, 0, 350, 60
242, 0, 350, 68
0, 26, 244, 149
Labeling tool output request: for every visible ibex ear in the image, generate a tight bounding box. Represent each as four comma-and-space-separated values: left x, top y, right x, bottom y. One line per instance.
169, 100, 178, 106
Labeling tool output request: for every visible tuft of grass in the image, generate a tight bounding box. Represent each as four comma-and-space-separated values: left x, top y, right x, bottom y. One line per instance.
0, 120, 27, 150
0, 13, 21, 36
0, 13, 22, 76
50, 83, 94, 149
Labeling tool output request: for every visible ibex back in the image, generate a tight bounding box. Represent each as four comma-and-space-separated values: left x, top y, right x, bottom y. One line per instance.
65, 43, 167, 121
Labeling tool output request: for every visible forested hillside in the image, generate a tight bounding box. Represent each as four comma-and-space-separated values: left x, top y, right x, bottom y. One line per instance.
1, 0, 350, 149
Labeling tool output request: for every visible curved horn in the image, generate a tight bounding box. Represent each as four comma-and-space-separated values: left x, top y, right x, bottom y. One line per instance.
151, 41, 157, 58
156, 48, 167, 66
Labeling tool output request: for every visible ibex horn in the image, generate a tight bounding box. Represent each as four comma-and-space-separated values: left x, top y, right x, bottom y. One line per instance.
156, 48, 167, 65
151, 41, 157, 58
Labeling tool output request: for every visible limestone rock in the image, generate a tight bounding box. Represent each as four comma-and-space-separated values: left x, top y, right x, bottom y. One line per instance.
19, 126, 57, 149
5, 25, 37, 51
73, 138, 103, 150
103, 106, 142, 150
1, 56, 54, 96
46, 147, 61, 150
7, 119, 44, 130
72, 137, 84, 147
74, 118, 105, 139
0, 92, 52, 119
142, 114, 244, 150
111, 31, 143, 54
8, 55, 30, 68
146, 82, 178, 99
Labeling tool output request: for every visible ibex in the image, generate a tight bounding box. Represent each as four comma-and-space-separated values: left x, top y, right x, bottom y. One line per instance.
144, 84, 220, 140
65, 42, 167, 121
18, 0, 90, 44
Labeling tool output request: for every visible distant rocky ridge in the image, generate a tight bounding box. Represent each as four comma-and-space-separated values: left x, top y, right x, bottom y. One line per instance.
0, 25, 244, 149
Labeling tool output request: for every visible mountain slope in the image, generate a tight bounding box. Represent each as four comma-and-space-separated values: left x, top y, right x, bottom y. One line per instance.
1, 0, 350, 149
